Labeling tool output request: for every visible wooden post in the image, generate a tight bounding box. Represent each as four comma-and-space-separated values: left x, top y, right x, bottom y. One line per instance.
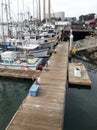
69, 29, 73, 52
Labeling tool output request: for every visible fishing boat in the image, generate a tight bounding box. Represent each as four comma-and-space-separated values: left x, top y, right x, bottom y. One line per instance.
28, 48, 49, 58
16, 44, 49, 58
0, 51, 43, 70
5, 38, 49, 58
17, 32, 57, 49
37, 38, 55, 49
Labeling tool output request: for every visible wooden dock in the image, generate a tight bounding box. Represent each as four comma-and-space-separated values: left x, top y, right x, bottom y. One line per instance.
68, 63, 92, 86
6, 42, 69, 130
0, 68, 41, 79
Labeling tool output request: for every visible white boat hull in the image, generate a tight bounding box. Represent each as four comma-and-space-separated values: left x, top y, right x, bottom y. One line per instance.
29, 48, 49, 58
0, 58, 43, 71
39, 40, 55, 49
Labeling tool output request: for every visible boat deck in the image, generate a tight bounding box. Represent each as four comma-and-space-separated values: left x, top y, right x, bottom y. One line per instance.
6, 42, 69, 130
68, 63, 92, 86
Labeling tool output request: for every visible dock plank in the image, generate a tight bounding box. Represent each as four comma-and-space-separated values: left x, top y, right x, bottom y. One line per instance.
0, 68, 41, 79
8, 124, 62, 130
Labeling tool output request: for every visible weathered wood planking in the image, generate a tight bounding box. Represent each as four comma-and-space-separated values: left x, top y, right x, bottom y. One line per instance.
68, 63, 92, 85
0, 68, 41, 79
6, 42, 69, 130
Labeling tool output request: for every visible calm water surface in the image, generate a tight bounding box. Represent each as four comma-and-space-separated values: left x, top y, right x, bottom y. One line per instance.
0, 77, 32, 130
64, 71, 97, 130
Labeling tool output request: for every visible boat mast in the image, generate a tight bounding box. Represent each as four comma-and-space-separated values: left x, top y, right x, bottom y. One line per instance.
16, 0, 19, 38
27, 9, 30, 21
5, 0, 10, 37
33, 0, 34, 18
48, 0, 51, 23
43, 0, 46, 20
17, 0, 19, 22
8, 0, 12, 38
36, 0, 38, 20
8, 0, 11, 21
1, 0, 4, 41
38, 0, 41, 21
22, 0, 25, 21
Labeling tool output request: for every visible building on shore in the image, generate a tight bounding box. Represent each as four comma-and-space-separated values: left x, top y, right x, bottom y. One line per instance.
47, 12, 65, 21
50, 12, 65, 21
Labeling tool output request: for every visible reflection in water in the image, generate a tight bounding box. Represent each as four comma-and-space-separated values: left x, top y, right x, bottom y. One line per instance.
0, 77, 32, 130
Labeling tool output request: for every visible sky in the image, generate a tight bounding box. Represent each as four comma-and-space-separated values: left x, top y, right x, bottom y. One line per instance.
0, 0, 97, 21
52, 0, 97, 17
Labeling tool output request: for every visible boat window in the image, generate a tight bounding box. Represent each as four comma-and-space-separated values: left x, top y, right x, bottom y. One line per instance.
48, 29, 54, 33
22, 36, 25, 40
36, 36, 41, 40
13, 42, 15, 45
0, 48, 3, 51
44, 35, 48, 38
30, 36, 36, 39
17, 42, 22, 46
44, 40, 48, 42
52, 35, 55, 37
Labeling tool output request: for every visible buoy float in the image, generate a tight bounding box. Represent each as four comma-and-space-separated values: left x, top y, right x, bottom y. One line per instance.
25, 66, 30, 71
37, 64, 43, 71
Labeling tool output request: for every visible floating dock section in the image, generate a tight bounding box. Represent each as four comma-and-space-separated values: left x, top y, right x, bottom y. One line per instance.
6, 42, 69, 130
0, 68, 41, 79
68, 63, 92, 86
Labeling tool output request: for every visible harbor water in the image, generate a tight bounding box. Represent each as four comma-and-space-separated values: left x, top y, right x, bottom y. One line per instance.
0, 77, 32, 130
64, 60, 97, 130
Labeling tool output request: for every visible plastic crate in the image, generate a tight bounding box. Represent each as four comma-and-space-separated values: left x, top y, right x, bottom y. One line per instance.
29, 84, 39, 96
